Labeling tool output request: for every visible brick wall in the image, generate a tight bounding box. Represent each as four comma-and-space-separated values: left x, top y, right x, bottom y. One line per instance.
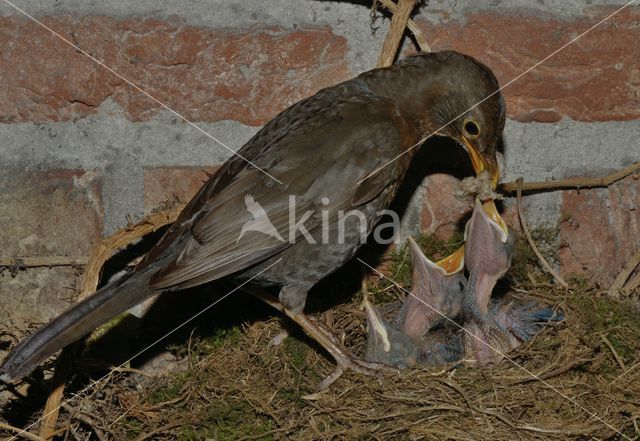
0, 0, 638, 325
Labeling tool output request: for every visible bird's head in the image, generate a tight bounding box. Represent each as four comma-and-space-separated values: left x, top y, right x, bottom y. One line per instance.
411, 52, 507, 273
364, 297, 417, 369
362, 51, 505, 188
420, 51, 506, 190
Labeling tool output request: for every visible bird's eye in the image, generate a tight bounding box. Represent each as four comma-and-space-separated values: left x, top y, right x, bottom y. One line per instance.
463, 119, 481, 138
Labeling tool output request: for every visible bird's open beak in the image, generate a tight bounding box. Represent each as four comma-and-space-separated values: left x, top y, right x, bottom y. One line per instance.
433, 138, 507, 275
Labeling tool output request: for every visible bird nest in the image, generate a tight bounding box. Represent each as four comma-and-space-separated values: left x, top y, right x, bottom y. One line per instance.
5, 233, 637, 441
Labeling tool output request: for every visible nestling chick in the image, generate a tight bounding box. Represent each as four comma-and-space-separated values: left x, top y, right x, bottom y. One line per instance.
365, 199, 563, 368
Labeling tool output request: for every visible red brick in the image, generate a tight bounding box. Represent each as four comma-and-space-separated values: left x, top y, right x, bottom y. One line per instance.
559, 173, 640, 284
143, 166, 218, 215
0, 169, 103, 257
415, 7, 640, 122
420, 173, 473, 239
0, 16, 350, 125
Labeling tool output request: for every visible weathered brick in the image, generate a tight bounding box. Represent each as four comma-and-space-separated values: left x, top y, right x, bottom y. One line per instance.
0, 16, 350, 125
559, 174, 640, 284
0, 169, 103, 257
420, 173, 473, 239
143, 166, 218, 215
0, 267, 80, 324
416, 7, 640, 122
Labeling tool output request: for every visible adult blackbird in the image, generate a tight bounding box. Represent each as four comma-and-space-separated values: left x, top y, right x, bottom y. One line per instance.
0, 51, 506, 384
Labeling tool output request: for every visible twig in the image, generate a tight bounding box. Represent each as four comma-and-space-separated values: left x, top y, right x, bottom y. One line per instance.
132, 421, 185, 441
78, 205, 184, 298
623, 272, 640, 296
600, 334, 627, 372
516, 178, 569, 288
610, 250, 640, 298
0, 422, 46, 441
62, 404, 107, 441
376, 0, 419, 68
610, 361, 640, 385
376, 0, 430, 53
39, 348, 73, 440
501, 161, 640, 193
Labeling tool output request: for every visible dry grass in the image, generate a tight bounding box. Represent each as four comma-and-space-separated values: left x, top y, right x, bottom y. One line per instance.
2, 233, 640, 440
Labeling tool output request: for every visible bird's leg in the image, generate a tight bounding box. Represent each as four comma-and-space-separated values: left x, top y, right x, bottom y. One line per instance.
244, 286, 392, 389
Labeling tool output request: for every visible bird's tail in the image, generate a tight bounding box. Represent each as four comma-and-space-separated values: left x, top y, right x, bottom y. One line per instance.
0, 267, 158, 383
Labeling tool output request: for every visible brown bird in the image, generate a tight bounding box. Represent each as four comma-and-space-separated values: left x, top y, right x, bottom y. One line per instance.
0, 51, 506, 385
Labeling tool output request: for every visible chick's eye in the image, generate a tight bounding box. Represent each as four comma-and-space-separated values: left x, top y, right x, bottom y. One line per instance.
463, 119, 480, 138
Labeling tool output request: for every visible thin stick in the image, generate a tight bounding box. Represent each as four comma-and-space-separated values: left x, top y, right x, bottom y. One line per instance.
501, 162, 640, 193
376, 0, 418, 68
78, 205, 184, 299
38, 349, 72, 440
622, 271, 640, 296
0, 422, 46, 441
610, 250, 640, 298
376, 0, 430, 52
600, 334, 627, 372
516, 178, 569, 288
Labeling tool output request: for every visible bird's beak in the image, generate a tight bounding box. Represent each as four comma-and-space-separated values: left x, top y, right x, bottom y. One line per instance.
461, 137, 499, 189
364, 297, 391, 353
433, 138, 507, 275
460, 137, 507, 237
434, 246, 465, 275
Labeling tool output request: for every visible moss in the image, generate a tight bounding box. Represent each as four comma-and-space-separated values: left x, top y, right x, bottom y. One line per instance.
283, 336, 309, 370
168, 325, 243, 359
176, 401, 276, 440
507, 223, 561, 284
147, 370, 192, 404
572, 294, 640, 361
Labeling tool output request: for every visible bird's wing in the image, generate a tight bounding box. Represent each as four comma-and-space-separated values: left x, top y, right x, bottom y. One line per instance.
145, 86, 415, 290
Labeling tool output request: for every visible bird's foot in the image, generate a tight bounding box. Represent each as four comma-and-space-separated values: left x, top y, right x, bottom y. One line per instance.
243, 286, 393, 389
285, 310, 394, 389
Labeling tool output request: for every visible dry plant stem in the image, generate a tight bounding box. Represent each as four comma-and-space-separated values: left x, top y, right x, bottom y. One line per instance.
38, 349, 73, 440
62, 404, 107, 441
516, 178, 569, 289
622, 271, 640, 296
501, 161, 640, 193
376, 0, 418, 67
376, 0, 430, 52
0, 422, 46, 441
610, 250, 640, 298
600, 334, 627, 372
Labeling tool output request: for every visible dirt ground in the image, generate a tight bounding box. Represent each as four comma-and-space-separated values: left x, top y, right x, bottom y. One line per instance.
1, 232, 639, 440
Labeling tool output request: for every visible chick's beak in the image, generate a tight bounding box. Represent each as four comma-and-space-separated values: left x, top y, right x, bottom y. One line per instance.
460, 137, 506, 235
432, 136, 507, 275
